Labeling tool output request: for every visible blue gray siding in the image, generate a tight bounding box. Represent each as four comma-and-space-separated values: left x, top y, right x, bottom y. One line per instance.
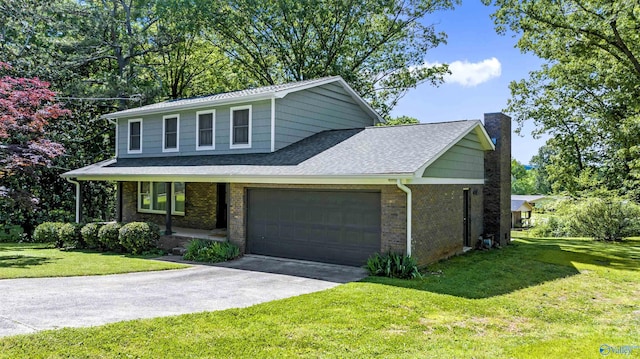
422, 132, 485, 179
274, 82, 375, 150
117, 100, 272, 158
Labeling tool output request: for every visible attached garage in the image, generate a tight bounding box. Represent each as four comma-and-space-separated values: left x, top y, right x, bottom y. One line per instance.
246, 188, 381, 266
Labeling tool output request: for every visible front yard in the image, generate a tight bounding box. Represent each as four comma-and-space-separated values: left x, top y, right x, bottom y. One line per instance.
0, 243, 187, 279
0, 235, 638, 358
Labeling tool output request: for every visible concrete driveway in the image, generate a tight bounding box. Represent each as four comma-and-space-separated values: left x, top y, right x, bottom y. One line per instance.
0, 255, 367, 337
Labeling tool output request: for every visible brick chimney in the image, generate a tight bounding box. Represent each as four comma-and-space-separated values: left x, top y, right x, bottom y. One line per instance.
483, 113, 511, 246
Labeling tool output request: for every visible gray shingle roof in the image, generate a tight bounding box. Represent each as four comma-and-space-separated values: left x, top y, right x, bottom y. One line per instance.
63, 120, 488, 180
102, 76, 381, 120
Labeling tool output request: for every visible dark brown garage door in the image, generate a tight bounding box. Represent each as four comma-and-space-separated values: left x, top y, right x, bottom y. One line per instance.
246, 189, 381, 266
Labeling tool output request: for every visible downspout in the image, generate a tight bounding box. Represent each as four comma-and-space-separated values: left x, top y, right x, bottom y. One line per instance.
65, 177, 81, 223
396, 179, 412, 257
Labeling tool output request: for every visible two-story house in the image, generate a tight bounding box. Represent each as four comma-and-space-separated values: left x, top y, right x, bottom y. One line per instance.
63, 76, 511, 266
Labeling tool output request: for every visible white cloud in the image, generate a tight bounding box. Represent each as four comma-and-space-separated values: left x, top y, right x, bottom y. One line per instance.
419, 57, 502, 87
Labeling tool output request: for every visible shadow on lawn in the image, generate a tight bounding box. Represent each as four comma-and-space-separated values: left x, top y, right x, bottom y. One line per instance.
362, 240, 635, 299
0, 255, 53, 268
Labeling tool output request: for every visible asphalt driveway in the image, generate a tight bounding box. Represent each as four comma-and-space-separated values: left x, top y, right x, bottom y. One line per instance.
0, 255, 367, 337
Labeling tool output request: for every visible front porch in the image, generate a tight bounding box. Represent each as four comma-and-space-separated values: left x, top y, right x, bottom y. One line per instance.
158, 226, 228, 252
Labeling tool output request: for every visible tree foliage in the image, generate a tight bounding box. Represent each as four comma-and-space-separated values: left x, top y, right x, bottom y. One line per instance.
197, 0, 456, 116
484, 0, 640, 198
378, 115, 420, 126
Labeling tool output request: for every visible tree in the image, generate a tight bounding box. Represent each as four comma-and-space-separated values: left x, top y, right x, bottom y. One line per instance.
484, 0, 640, 198
197, 0, 456, 116
378, 115, 420, 126
511, 158, 536, 194
0, 63, 69, 234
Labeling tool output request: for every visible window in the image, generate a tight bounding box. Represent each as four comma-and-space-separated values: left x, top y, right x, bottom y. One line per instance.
128, 119, 142, 153
138, 182, 185, 215
196, 110, 215, 150
163, 115, 179, 152
230, 105, 251, 149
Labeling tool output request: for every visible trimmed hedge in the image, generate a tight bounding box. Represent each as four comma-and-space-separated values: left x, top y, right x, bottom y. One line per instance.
119, 222, 161, 254
58, 223, 84, 249
97, 222, 123, 252
32, 222, 65, 243
81, 222, 104, 249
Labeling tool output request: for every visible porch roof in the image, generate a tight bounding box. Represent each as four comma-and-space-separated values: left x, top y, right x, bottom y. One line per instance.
63, 120, 490, 182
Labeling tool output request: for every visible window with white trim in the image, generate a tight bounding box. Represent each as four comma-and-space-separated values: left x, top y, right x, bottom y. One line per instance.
230, 105, 251, 148
138, 182, 185, 215
128, 119, 142, 153
196, 110, 215, 150
163, 115, 179, 152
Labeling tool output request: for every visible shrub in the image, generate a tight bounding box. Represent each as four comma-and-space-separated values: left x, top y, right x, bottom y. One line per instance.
98, 222, 123, 252
81, 222, 104, 249
0, 225, 24, 243
32, 222, 65, 243
366, 252, 422, 279
119, 222, 161, 254
183, 239, 240, 263
567, 197, 640, 241
58, 223, 84, 249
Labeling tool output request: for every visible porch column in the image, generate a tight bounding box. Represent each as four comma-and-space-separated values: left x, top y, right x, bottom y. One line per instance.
165, 182, 172, 235
65, 178, 82, 223
116, 181, 123, 222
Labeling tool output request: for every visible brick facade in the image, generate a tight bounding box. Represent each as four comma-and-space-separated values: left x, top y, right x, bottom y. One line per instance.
483, 113, 512, 245
410, 184, 484, 265
121, 181, 217, 230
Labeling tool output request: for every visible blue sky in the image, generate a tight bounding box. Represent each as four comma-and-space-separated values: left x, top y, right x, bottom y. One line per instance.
389, 1, 547, 164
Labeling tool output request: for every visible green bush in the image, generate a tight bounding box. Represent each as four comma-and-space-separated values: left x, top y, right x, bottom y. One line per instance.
58, 223, 84, 249
118, 222, 161, 254
32, 222, 65, 243
567, 197, 640, 241
0, 225, 24, 243
81, 222, 104, 249
98, 222, 123, 252
183, 239, 240, 263
366, 252, 422, 279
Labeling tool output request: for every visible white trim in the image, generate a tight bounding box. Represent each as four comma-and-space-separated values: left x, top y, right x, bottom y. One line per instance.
270, 97, 275, 152
127, 119, 143, 154
415, 122, 494, 177
229, 105, 252, 149
137, 181, 185, 215
196, 109, 216, 151
162, 114, 180, 153
408, 177, 485, 185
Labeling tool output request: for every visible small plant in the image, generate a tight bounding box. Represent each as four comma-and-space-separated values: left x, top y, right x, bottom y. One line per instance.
366, 252, 422, 279
32, 222, 65, 243
81, 222, 104, 249
58, 223, 84, 249
98, 222, 123, 252
119, 222, 161, 254
183, 239, 240, 263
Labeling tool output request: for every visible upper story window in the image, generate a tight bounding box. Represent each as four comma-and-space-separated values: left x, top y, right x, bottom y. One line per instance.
230, 105, 252, 149
128, 119, 142, 154
196, 110, 215, 150
163, 114, 180, 152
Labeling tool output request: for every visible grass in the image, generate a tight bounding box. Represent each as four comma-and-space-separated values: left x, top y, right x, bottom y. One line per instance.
0, 235, 638, 358
0, 243, 187, 279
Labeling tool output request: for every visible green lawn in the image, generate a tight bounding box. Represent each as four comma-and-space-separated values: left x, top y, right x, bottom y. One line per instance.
0, 243, 187, 279
0, 236, 638, 358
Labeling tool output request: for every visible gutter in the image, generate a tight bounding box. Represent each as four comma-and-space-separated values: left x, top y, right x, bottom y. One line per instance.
65, 177, 81, 223
395, 179, 412, 257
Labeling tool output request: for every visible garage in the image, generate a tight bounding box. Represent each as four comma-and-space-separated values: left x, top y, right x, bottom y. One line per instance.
246, 188, 381, 266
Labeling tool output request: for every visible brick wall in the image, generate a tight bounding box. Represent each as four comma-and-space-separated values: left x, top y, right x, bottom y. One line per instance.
483, 113, 512, 245
121, 181, 217, 230
409, 184, 484, 265
227, 183, 407, 254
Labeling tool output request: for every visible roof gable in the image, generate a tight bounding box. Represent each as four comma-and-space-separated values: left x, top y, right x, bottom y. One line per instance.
102, 76, 382, 122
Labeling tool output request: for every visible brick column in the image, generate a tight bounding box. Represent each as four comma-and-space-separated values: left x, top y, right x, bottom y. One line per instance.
483, 113, 512, 245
